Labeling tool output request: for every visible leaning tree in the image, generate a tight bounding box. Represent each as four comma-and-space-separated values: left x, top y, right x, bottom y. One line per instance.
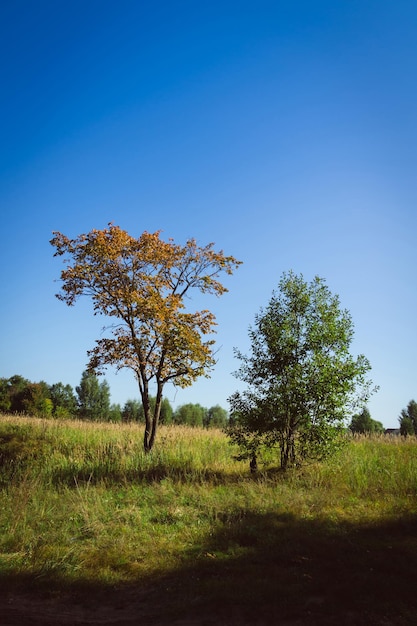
51, 224, 241, 451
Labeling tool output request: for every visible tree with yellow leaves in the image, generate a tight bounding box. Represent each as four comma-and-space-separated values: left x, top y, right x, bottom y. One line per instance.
51, 224, 241, 451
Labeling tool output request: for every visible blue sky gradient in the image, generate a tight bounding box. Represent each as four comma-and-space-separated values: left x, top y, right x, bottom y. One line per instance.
1, 1, 416, 426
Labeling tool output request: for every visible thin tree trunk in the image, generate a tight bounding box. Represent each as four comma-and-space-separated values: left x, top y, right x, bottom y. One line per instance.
143, 382, 164, 453
281, 428, 295, 471
140, 380, 153, 453
143, 407, 152, 453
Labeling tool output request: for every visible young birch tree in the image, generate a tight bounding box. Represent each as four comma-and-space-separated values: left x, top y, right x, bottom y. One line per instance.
51, 224, 241, 452
228, 271, 376, 471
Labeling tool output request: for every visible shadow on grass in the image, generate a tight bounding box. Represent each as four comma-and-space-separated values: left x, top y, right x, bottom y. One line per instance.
49, 462, 250, 487
2, 511, 417, 625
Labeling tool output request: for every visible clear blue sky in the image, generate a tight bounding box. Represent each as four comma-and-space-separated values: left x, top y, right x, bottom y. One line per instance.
1, 0, 416, 427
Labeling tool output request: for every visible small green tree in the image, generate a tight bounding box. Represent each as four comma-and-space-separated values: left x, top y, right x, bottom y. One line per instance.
0, 378, 11, 413
97, 379, 111, 421
122, 396, 173, 423
349, 407, 384, 434
0, 376, 52, 416
159, 397, 174, 425
76, 371, 111, 421
227, 271, 376, 471
399, 416, 414, 437
122, 399, 143, 422
49, 382, 77, 418
174, 403, 206, 427
108, 403, 122, 422
205, 404, 228, 428
6, 375, 30, 413
21, 381, 53, 417
399, 400, 417, 436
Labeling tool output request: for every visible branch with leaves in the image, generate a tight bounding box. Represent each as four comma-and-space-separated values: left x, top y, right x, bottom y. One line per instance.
51, 224, 241, 451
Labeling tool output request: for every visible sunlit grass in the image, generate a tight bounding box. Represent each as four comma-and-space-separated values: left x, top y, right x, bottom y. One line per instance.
1, 414, 417, 593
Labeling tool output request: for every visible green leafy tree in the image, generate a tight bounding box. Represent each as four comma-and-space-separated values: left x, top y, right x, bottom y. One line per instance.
205, 404, 228, 428
76, 371, 111, 421
228, 271, 376, 471
122, 399, 143, 422
49, 382, 77, 418
0, 378, 11, 413
349, 407, 384, 434
109, 403, 122, 422
399, 400, 417, 436
122, 396, 173, 424
174, 403, 206, 427
51, 224, 241, 451
399, 416, 414, 437
21, 381, 53, 417
0, 376, 51, 415
159, 397, 173, 425
6, 375, 30, 413
97, 379, 111, 421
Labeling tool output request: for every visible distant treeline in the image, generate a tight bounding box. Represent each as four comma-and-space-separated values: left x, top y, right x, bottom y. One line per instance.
349, 403, 417, 436
0, 371, 228, 428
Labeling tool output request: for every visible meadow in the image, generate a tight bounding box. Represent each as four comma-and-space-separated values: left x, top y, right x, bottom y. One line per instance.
1, 414, 417, 625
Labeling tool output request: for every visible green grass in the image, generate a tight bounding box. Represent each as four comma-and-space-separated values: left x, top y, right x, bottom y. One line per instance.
1, 415, 417, 624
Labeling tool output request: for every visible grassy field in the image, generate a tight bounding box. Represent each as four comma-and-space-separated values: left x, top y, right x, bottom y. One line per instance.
1, 414, 417, 625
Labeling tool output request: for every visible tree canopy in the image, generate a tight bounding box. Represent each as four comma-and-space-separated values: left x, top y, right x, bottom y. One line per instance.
228, 271, 376, 471
76, 370, 111, 421
399, 400, 417, 436
51, 224, 241, 451
349, 407, 384, 434
173, 403, 206, 427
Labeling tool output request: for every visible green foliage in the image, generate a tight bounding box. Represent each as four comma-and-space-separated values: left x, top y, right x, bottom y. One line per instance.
108, 404, 122, 422
174, 403, 206, 427
349, 407, 384, 434
172, 403, 228, 428
21, 382, 53, 417
122, 399, 142, 422
2, 375, 30, 412
76, 371, 111, 421
0, 376, 54, 417
159, 397, 174, 425
49, 382, 77, 418
399, 400, 417, 436
228, 271, 376, 471
205, 404, 228, 428
400, 416, 414, 436
0, 375, 222, 428
0, 379, 11, 413
122, 397, 173, 424
0, 376, 78, 419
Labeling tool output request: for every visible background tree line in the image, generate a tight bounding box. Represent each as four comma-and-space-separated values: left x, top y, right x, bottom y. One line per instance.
0, 371, 228, 428
348, 403, 417, 436
1, 371, 415, 435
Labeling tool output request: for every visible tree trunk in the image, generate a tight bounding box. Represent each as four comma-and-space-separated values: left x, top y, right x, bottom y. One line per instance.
281, 429, 295, 471
143, 382, 164, 453
143, 409, 152, 453
141, 381, 153, 453
250, 452, 258, 473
